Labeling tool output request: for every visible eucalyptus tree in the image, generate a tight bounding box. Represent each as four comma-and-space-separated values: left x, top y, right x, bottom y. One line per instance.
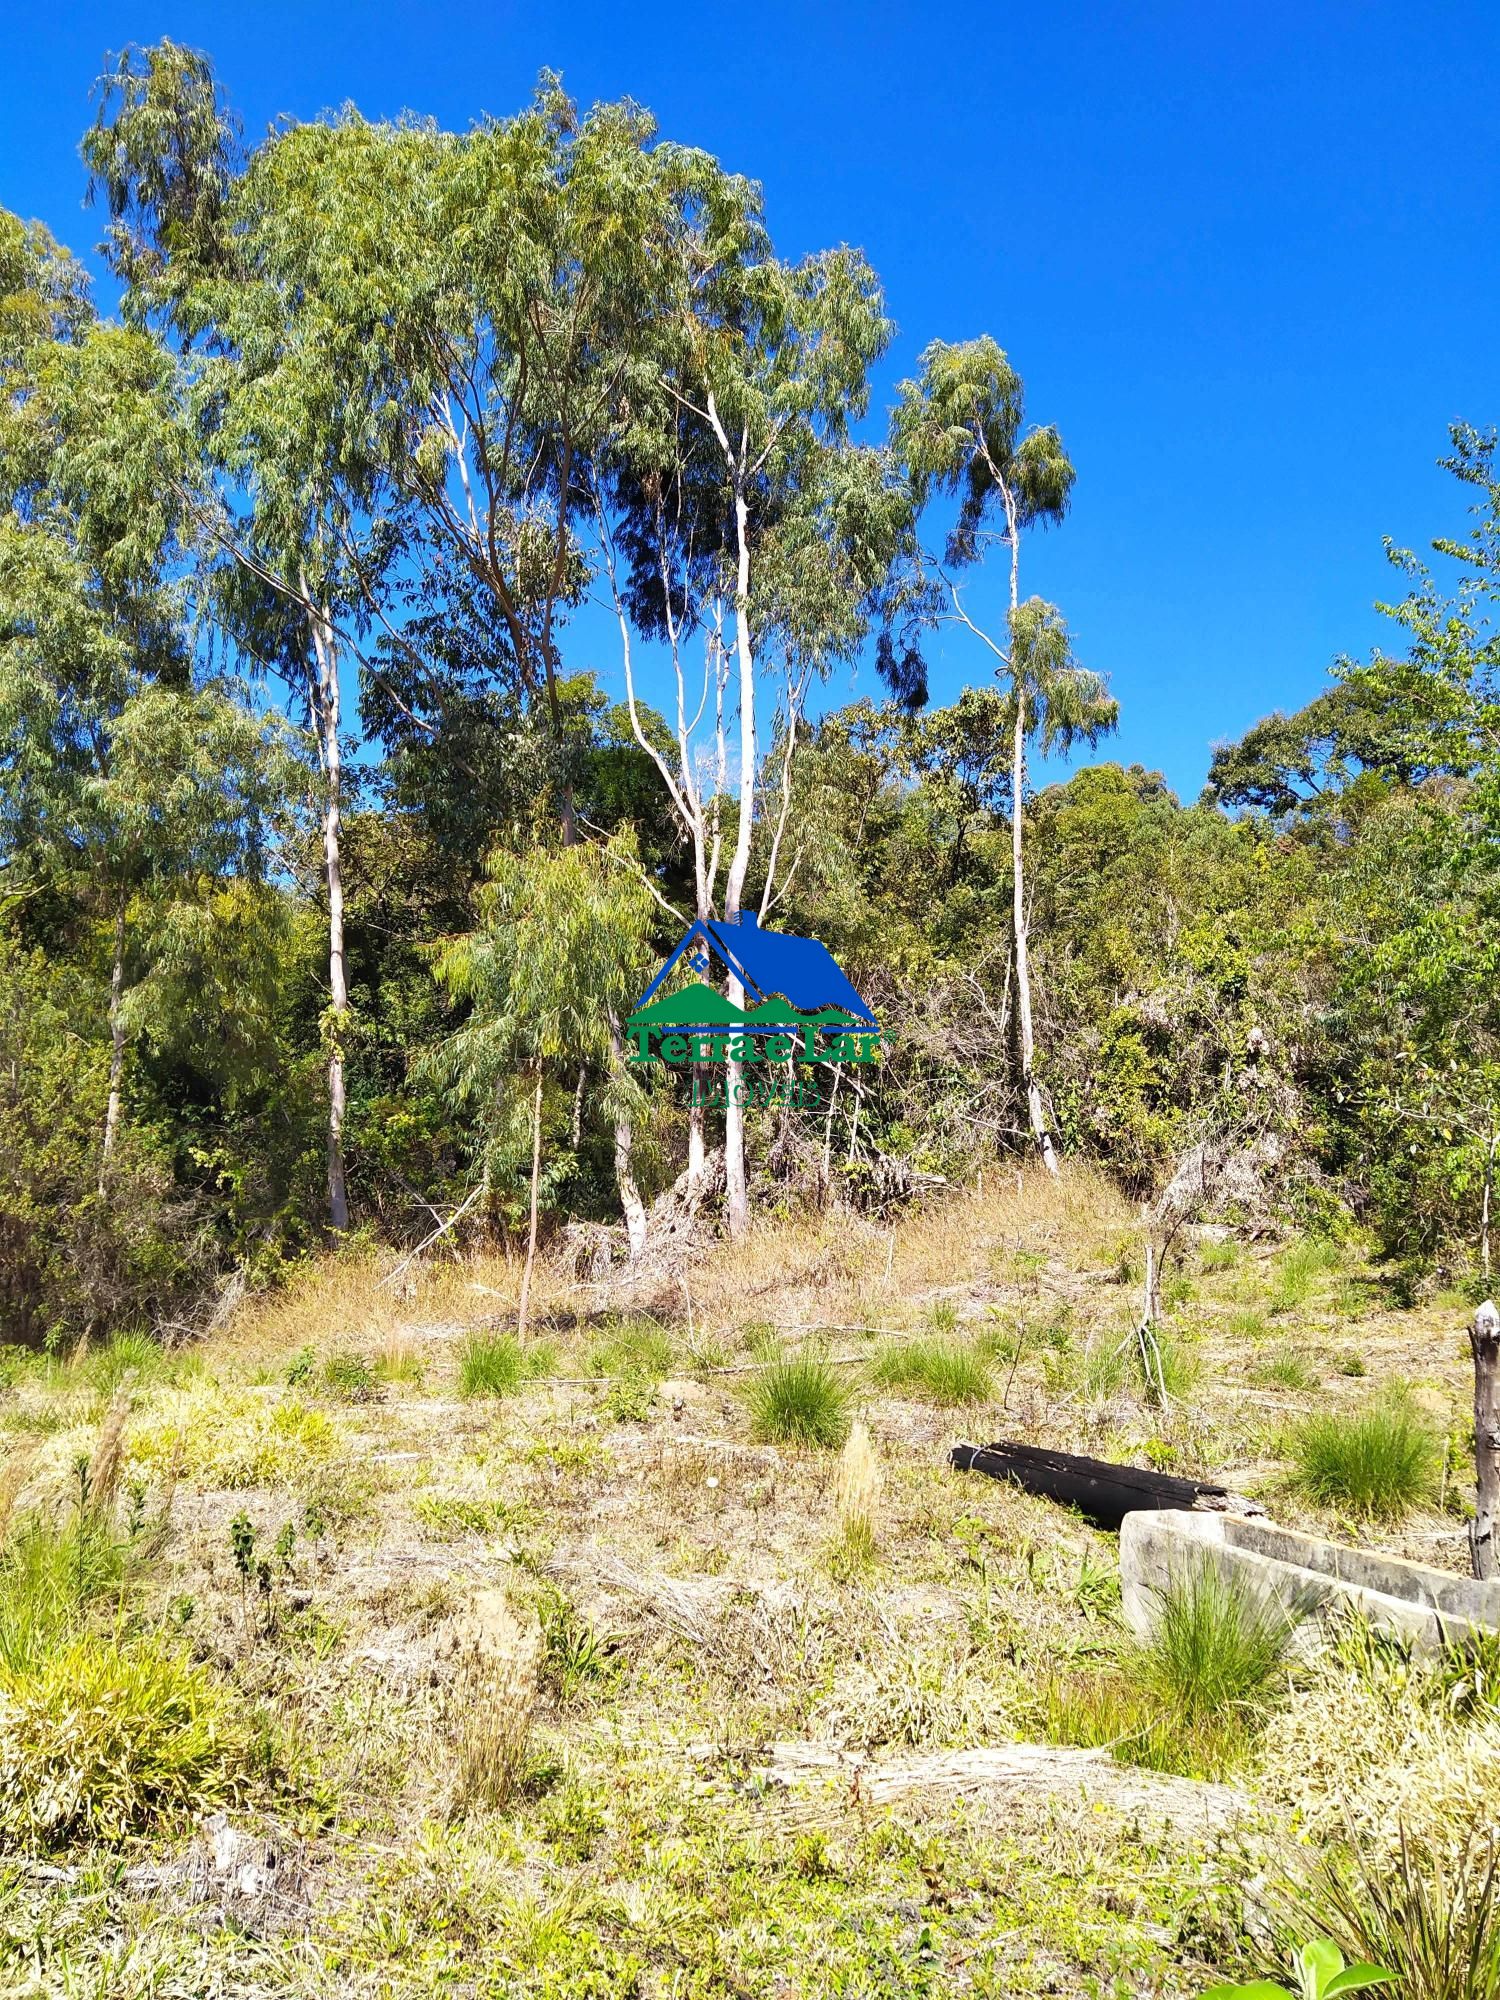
87, 42, 411, 1230
893, 337, 1116, 1174
0, 206, 289, 1189
604, 159, 903, 1233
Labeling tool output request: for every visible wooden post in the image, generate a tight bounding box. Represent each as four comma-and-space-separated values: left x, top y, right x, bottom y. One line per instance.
1469, 1300, 1500, 1579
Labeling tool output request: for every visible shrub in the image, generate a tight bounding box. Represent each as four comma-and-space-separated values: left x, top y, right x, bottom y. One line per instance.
1291, 1392, 1439, 1520
1132, 1562, 1292, 1725
0, 1632, 244, 1847
1299, 1819, 1500, 2000
745, 1354, 851, 1447
870, 1337, 993, 1406
459, 1333, 528, 1399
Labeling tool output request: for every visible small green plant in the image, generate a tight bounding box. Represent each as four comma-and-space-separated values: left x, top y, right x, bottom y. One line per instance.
870, 1337, 993, 1406
285, 1346, 317, 1387
1290, 1391, 1439, 1520
458, 1332, 528, 1399
1254, 1346, 1322, 1391
745, 1354, 851, 1447
1269, 1237, 1343, 1315
538, 1588, 614, 1700
604, 1375, 655, 1423
322, 1351, 378, 1400
1202, 1937, 1394, 2000
84, 1330, 159, 1394
927, 1299, 958, 1335
1132, 1562, 1292, 1725
1336, 1351, 1368, 1378
586, 1317, 674, 1383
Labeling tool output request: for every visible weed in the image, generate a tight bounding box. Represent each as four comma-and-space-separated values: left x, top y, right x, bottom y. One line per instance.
458, 1332, 528, 1399
1254, 1346, 1322, 1391
1299, 1819, 1500, 2000
84, 1331, 159, 1395
322, 1351, 379, 1401
928, 1299, 959, 1335
444, 1630, 536, 1816
0, 1633, 245, 1847
538, 1588, 614, 1700
1290, 1391, 1439, 1519
0, 1510, 126, 1674
1337, 1350, 1369, 1378
870, 1337, 993, 1406
745, 1354, 852, 1447
832, 1420, 881, 1571
1133, 1562, 1292, 1725
585, 1317, 674, 1383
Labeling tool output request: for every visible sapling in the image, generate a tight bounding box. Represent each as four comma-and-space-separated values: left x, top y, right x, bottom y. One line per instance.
1202, 1936, 1394, 2000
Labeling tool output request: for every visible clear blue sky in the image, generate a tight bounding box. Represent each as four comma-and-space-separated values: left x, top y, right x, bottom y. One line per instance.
7, 0, 1498, 798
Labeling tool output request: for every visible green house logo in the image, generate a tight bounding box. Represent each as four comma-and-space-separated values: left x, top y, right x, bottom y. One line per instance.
626, 914, 880, 1105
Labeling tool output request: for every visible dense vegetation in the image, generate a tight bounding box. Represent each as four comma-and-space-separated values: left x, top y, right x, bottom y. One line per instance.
3, 42, 1498, 1353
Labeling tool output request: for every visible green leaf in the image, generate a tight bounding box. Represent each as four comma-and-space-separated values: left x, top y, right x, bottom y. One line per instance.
1298, 1938, 1346, 1996
1323, 1969, 1397, 1997
1199, 1984, 1296, 2000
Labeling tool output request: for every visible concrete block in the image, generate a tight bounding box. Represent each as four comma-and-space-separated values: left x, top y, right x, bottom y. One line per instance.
1119, 1509, 1500, 1655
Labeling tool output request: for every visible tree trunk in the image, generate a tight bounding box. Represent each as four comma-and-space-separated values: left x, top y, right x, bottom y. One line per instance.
516, 1066, 545, 1342
99, 895, 127, 1191
306, 586, 350, 1232
614, 1116, 648, 1263
1470, 1299, 1500, 1579
722, 477, 757, 1239
1011, 685, 1058, 1176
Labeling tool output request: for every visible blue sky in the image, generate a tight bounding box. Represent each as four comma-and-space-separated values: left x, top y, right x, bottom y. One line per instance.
7, 0, 1498, 798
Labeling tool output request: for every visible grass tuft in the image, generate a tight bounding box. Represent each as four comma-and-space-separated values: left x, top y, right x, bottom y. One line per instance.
1132, 1562, 1292, 1723
870, 1337, 993, 1406
745, 1354, 852, 1447
458, 1333, 531, 1399
1290, 1390, 1439, 1519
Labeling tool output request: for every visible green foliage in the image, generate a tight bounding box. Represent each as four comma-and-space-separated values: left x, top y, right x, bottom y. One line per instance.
0, 1510, 126, 1676
0, 1632, 244, 1847
1133, 1563, 1292, 1728
1202, 1938, 1394, 2000
869, 1336, 993, 1405
458, 1333, 532, 1400
1298, 1821, 1500, 2000
745, 1354, 853, 1448
1290, 1391, 1440, 1519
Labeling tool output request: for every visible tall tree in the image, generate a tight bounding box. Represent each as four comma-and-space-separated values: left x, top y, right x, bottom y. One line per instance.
893, 337, 1116, 1174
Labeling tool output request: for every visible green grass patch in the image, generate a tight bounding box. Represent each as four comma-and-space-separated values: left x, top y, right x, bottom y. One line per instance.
1268, 1235, 1343, 1314
1250, 1345, 1321, 1391
585, 1317, 675, 1383
869, 1337, 993, 1406
1289, 1389, 1439, 1519
458, 1332, 553, 1399
745, 1354, 852, 1447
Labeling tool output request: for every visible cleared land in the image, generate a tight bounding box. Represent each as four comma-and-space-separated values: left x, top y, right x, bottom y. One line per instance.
1, 1169, 1494, 1998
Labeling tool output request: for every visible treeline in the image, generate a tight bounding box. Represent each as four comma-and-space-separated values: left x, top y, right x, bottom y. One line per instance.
1, 44, 1496, 1345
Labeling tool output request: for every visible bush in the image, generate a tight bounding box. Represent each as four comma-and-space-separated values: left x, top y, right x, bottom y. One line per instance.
870, 1337, 993, 1406
1291, 1392, 1439, 1520
745, 1354, 852, 1447
0, 1632, 244, 1847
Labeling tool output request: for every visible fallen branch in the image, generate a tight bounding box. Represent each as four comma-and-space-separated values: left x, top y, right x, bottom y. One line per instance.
377, 1185, 485, 1293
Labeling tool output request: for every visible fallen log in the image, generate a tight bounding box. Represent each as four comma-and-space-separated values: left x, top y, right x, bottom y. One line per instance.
950, 1440, 1264, 1532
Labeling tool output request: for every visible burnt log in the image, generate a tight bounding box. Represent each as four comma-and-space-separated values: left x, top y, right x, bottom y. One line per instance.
950, 1440, 1263, 1532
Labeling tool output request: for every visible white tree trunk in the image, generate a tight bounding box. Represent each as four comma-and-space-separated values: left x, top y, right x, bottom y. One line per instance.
722, 480, 757, 1239
517, 1066, 544, 1340
1004, 497, 1059, 1179
306, 587, 351, 1231
99, 895, 126, 1190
